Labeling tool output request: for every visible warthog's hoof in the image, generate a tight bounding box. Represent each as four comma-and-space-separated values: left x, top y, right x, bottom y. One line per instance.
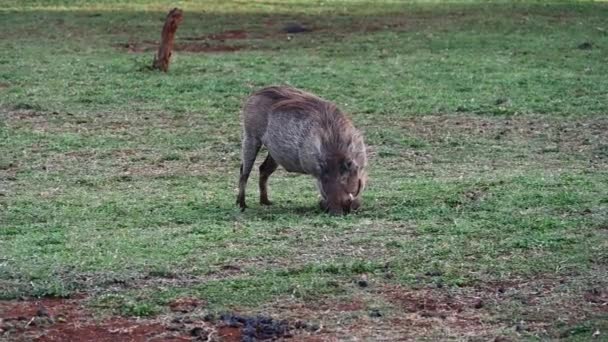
319, 199, 328, 212
260, 198, 273, 206
236, 196, 248, 211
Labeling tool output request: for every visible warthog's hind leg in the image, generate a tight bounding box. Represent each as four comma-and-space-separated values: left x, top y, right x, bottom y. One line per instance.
259, 153, 278, 205
237, 135, 261, 211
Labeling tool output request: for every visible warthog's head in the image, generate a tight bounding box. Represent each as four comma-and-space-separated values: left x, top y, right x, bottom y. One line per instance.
318, 158, 367, 215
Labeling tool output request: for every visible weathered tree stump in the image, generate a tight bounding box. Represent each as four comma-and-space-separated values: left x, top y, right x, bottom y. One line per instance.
152, 8, 183, 72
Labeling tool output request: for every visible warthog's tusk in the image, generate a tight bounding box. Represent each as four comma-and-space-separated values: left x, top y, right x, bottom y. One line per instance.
349, 193, 354, 201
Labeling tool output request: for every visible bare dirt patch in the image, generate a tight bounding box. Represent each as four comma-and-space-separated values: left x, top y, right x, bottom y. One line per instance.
370, 114, 608, 176
584, 288, 608, 312
120, 41, 245, 53
0, 297, 320, 341
184, 29, 248, 41
0, 297, 190, 341
331, 276, 606, 339
379, 285, 492, 336
119, 29, 250, 54
174, 43, 244, 53
4, 109, 50, 132
397, 115, 608, 149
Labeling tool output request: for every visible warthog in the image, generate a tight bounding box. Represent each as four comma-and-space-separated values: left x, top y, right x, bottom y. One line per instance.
236, 85, 367, 215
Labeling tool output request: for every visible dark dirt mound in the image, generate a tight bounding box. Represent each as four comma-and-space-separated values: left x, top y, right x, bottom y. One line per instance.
189, 312, 320, 341
215, 313, 315, 341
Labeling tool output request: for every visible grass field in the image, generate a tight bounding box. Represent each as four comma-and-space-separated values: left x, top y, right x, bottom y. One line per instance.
1, 0, 607, 340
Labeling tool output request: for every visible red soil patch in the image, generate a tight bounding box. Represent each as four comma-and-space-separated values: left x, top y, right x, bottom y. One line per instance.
0, 297, 190, 341
0, 296, 87, 322
217, 325, 243, 341
1, 297, 321, 341
36, 320, 182, 342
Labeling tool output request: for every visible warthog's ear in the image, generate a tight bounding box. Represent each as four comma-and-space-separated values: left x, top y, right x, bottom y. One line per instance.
340, 159, 358, 174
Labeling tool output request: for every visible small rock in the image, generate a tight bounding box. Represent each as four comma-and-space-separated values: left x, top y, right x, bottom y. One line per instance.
307, 323, 320, 332
294, 320, 308, 329
515, 320, 527, 332
282, 23, 311, 33
36, 307, 50, 317
473, 299, 484, 309
357, 279, 369, 288
425, 270, 443, 277
420, 311, 434, 318
369, 309, 382, 317
495, 98, 509, 105
190, 327, 207, 337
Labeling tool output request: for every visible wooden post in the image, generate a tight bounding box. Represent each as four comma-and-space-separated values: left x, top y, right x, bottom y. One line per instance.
152, 8, 183, 72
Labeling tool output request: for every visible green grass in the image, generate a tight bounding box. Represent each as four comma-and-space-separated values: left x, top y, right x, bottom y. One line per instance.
1, 0, 607, 339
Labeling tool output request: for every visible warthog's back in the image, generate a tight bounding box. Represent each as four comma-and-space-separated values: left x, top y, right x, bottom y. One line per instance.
265, 111, 319, 173
242, 86, 361, 177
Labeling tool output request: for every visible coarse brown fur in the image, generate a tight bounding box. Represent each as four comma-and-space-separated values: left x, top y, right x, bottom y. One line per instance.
237, 85, 367, 215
